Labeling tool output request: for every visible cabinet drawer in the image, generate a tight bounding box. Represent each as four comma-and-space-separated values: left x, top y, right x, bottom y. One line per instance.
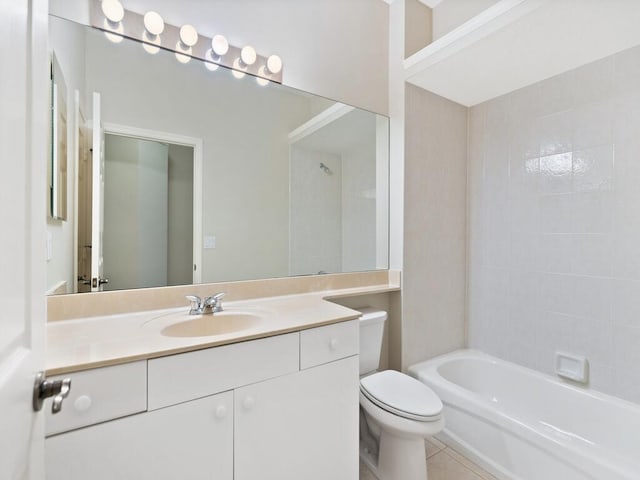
45, 361, 147, 436
300, 320, 359, 369
148, 333, 299, 410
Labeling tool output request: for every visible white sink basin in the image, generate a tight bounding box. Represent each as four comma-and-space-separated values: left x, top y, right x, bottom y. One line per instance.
161, 311, 262, 337
143, 309, 264, 338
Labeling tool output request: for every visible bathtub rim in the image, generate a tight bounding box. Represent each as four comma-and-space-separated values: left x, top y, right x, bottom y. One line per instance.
409, 349, 640, 414
408, 349, 640, 480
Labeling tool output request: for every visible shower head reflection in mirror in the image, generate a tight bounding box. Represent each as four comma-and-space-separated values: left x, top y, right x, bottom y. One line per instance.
319, 163, 333, 175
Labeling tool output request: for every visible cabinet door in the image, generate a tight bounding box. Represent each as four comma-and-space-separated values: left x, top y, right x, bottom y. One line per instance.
46, 391, 233, 480
235, 356, 359, 480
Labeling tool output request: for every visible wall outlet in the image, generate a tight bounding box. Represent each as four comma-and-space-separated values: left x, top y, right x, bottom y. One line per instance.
204, 236, 216, 249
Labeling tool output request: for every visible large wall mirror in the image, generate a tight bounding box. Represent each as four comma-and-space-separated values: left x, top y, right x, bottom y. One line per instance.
46, 14, 389, 295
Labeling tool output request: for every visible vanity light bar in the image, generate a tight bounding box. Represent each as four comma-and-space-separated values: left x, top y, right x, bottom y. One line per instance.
90, 0, 283, 84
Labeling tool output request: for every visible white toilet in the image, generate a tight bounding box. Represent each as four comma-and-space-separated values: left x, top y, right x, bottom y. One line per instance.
358, 308, 444, 480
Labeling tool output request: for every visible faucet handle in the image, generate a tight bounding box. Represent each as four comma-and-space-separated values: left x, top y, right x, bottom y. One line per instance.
204, 292, 226, 312
211, 292, 226, 302
186, 295, 202, 314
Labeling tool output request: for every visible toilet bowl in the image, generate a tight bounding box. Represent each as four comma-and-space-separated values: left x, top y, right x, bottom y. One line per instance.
358, 309, 444, 480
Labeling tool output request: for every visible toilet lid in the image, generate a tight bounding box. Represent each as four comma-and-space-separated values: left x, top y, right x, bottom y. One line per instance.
360, 370, 442, 421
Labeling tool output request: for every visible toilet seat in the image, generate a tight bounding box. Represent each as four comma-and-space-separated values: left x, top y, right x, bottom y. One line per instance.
360, 370, 442, 422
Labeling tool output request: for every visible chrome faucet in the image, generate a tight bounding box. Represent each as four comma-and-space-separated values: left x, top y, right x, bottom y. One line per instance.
186, 292, 226, 315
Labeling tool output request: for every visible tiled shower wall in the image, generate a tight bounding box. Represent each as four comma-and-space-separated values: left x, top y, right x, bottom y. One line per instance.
468, 44, 640, 403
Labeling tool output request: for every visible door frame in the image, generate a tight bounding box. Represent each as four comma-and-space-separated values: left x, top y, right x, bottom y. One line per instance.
101, 123, 203, 283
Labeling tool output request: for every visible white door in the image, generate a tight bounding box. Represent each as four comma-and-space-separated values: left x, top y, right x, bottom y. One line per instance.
90, 93, 107, 292
0, 0, 48, 479
102, 135, 169, 290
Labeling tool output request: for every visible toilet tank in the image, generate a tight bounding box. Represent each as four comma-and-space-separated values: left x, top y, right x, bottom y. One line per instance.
358, 308, 387, 375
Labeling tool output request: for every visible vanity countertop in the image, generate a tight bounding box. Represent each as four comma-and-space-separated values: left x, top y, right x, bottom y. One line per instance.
46, 283, 399, 375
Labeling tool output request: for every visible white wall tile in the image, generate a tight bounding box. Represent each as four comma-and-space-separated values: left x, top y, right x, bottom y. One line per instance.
468, 45, 640, 404
539, 111, 574, 157
539, 194, 573, 234
572, 101, 613, 150
572, 144, 613, 192
613, 44, 640, 96
537, 70, 575, 116
572, 56, 614, 106
569, 234, 613, 278
539, 152, 573, 194
612, 279, 640, 328
539, 234, 573, 274
570, 191, 613, 234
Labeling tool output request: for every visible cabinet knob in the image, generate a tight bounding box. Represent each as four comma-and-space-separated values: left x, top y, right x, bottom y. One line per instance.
329, 338, 339, 350
242, 396, 255, 411
215, 404, 227, 419
74, 395, 92, 412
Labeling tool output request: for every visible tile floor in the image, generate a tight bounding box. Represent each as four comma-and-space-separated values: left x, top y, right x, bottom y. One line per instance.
359, 437, 497, 480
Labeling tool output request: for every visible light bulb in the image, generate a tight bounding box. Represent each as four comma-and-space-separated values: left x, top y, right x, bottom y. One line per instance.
102, 0, 124, 23
232, 58, 246, 78
144, 11, 164, 36
211, 35, 229, 57
204, 49, 220, 71
103, 18, 124, 43
240, 45, 257, 66
179, 24, 198, 47
266, 55, 282, 75
142, 30, 161, 54
175, 41, 192, 64
257, 66, 272, 84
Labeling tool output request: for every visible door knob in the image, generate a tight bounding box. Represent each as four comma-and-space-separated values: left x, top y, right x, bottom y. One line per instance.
33, 372, 72, 414
92, 277, 109, 288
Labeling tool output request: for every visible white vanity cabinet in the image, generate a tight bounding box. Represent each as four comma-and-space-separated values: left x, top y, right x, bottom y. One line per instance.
46, 391, 234, 480
235, 356, 359, 480
44, 321, 359, 480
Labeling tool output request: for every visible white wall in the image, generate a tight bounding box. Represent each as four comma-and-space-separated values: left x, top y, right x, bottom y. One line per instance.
405, 0, 432, 57
388, 0, 406, 274
342, 141, 377, 272
432, 0, 501, 40
468, 44, 640, 403
403, 84, 468, 369
50, 0, 389, 115
46, 16, 87, 294
83, 27, 312, 283
289, 147, 343, 275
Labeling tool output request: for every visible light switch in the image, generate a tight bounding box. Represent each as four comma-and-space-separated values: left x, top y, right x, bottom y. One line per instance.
204, 236, 216, 249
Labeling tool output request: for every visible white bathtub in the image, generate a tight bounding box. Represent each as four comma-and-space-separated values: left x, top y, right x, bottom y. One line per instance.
408, 350, 640, 480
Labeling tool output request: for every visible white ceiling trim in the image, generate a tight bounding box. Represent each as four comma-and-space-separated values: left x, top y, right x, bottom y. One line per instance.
417, 0, 445, 8
404, 0, 640, 106
380, 0, 444, 7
